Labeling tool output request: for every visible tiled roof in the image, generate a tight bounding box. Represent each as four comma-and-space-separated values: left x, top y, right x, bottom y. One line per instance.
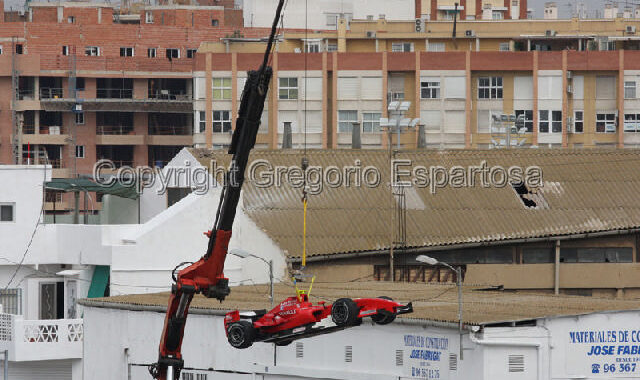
190, 148, 640, 259
81, 281, 640, 325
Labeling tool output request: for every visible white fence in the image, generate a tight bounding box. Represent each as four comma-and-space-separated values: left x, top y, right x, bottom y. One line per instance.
0, 313, 83, 361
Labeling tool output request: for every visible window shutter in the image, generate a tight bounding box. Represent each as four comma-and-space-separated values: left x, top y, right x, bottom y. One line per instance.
338, 77, 359, 99
444, 76, 466, 99
361, 77, 382, 100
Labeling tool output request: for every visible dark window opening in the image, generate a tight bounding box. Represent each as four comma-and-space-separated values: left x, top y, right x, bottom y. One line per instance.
512, 182, 538, 208
96, 145, 134, 168
167, 188, 192, 207
186, 49, 197, 59
96, 78, 133, 99
15, 44, 23, 54
0, 204, 14, 222
76, 77, 85, 91
211, 19, 219, 26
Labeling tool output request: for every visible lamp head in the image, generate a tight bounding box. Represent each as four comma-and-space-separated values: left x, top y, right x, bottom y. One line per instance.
416, 255, 439, 265
229, 248, 251, 259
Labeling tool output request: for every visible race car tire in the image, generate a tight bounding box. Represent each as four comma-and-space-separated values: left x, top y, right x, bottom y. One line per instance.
371, 296, 397, 325
332, 298, 359, 327
227, 321, 256, 349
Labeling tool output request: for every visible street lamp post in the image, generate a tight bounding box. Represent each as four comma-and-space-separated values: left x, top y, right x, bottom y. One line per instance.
230, 248, 274, 307
416, 255, 464, 360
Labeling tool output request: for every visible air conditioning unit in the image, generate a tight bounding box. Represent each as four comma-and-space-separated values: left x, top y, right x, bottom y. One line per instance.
366, 31, 376, 38
566, 71, 573, 80
415, 18, 423, 33
627, 26, 636, 34
465, 30, 476, 37
294, 48, 302, 53
567, 85, 573, 94
545, 30, 557, 37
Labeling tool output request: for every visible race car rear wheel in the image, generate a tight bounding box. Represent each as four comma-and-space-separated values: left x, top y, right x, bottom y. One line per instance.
371, 296, 397, 325
227, 321, 256, 349
332, 298, 359, 327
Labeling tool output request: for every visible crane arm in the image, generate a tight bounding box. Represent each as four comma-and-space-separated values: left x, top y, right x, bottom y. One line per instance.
150, 1, 285, 378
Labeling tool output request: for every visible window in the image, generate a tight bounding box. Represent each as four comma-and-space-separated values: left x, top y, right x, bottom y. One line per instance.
76, 77, 85, 91
75, 112, 85, 125
0, 203, 15, 222
560, 247, 633, 263
327, 43, 338, 52
338, 110, 358, 133
15, 44, 23, 54
392, 42, 414, 52
75, 145, 85, 158
211, 19, 219, 27
326, 13, 338, 27
145, 11, 154, 23
85, 46, 100, 56
304, 40, 322, 53
67, 16, 75, 23
362, 112, 381, 133
499, 42, 510, 51
213, 110, 231, 133
514, 110, 533, 132
62, 46, 69, 56
492, 11, 504, 20
427, 42, 445, 52
212, 78, 231, 100
600, 40, 616, 51
166, 48, 180, 59
624, 113, 640, 132
0, 45, 3, 55
279, 78, 298, 100
539, 110, 562, 133
478, 77, 503, 99
625, 81, 636, 99
421, 80, 440, 99
147, 48, 157, 58
186, 49, 197, 59
596, 112, 617, 133
120, 47, 134, 57
198, 111, 206, 133
574, 110, 584, 133
0, 288, 22, 315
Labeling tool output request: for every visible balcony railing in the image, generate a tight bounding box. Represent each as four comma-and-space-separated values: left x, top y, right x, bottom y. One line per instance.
17, 89, 35, 100
23, 125, 35, 134
96, 88, 133, 99
148, 125, 192, 135
0, 313, 83, 361
98, 159, 134, 168
39, 126, 65, 135
40, 87, 64, 99
97, 125, 135, 135
148, 90, 192, 101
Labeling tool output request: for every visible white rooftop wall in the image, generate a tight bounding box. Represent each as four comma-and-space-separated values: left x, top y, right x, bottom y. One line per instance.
243, 0, 415, 29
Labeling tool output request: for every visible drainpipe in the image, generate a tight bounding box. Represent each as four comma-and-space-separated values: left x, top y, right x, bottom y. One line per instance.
469, 330, 542, 379
554, 240, 560, 295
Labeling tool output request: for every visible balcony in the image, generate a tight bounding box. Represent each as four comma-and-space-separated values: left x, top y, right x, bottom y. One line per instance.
22, 126, 70, 145
147, 125, 192, 146
0, 314, 83, 361
40, 87, 64, 99
96, 126, 144, 145
148, 90, 192, 101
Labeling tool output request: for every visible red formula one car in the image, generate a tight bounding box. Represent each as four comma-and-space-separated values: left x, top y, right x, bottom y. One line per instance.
224, 292, 413, 349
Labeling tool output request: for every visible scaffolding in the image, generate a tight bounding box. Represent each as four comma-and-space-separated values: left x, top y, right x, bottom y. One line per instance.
11, 37, 22, 165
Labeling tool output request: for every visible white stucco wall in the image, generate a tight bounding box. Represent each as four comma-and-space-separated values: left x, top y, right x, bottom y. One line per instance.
243, 0, 415, 29
82, 304, 640, 380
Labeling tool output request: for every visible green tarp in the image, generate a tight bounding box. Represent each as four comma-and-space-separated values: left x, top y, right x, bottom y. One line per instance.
45, 178, 139, 200
87, 265, 110, 298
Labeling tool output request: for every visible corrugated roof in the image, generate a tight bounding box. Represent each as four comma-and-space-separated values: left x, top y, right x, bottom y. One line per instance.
81, 282, 640, 325
190, 148, 640, 258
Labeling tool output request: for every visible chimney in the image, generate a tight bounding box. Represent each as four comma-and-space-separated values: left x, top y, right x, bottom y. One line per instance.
282, 122, 292, 149
417, 125, 426, 148
544, 2, 558, 20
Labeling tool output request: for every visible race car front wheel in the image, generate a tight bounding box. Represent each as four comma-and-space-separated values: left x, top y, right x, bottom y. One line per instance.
227, 321, 256, 349
371, 296, 397, 325
332, 298, 359, 327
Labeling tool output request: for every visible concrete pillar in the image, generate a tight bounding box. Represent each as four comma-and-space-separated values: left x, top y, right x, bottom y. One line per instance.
532, 51, 539, 146
465, 50, 472, 148
205, 53, 213, 148
618, 49, 625, 148
554, 240, 560, 295
562, 50, 568, 147
322, 52, 329, 148
331, 52, 339, 149
231, 52, 238, 128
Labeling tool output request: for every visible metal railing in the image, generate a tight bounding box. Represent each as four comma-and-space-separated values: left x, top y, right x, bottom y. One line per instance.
97, 125, 135, 135
40, 87, 64, 99
148, 125, 192, 135
23, 125, 35, 134
96, 88, 133, 99
148, 90, 191, 101
98, 159, 134, 169
17, 89, 35, 100
39, 126, 65, 135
